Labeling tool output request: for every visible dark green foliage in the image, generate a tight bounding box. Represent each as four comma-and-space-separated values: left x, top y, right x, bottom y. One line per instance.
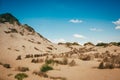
117, 42, 120, 46
15, 73, 28, 80
96, 42, 108, 47
96, 42, 120, 47
84, 42, 94, 46
72, 42, 79, 45
40, 64, 53, 72
0, 13, 20, 25
3, 64, 11, 68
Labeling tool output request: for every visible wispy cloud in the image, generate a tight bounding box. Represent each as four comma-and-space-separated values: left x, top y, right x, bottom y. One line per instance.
115, 26, 120, 29
73, 34, 86, 39
69, 19, 83, 23
52, 38, 65, 43
112, 19, 120, 30
90, 28, 103, 32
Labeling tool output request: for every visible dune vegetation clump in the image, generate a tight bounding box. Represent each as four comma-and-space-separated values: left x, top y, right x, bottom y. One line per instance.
98, 54, 120, 69
15, 73, 28, 80
16, 67, 29, 72
16, 55, 22, 60
3, 64, 11, 68
40, 64, 53, 72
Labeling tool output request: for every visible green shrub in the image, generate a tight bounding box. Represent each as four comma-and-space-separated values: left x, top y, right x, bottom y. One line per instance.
40, 64, 53, 72
0, 13, 20, 25
15, 73, 28, 80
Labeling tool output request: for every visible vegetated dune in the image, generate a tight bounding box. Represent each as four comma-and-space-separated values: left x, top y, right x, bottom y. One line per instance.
0, 13, 120, 80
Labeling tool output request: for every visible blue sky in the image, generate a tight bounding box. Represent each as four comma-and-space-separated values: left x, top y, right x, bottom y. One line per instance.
0, 0, 120, 44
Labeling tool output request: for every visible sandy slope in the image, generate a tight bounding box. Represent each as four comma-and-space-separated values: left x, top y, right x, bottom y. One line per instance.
0, 22, 120, 80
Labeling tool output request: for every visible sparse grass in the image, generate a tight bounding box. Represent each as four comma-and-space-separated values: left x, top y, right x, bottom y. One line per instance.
33, 71, 48, 78
16, 67, 29, 72
50, 76, 67, 80
69, 60, 76, 66
15, 73, 28, 80
80, 55, 91, 61
62, 57, 68, 65
45, 59, 54, 64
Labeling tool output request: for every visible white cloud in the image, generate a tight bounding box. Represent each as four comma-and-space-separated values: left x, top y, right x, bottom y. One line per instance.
113, 19, 120, 30
112, 19, 120, 25
115, 26, 120, 29
53, 38, 65, 43
69, 19, 83, 23
73, 34, 86, 39
90, 28, 103, 31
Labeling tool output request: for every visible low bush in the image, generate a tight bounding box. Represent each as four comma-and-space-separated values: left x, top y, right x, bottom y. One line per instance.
17, 67, 29, 72
98, 62, 104, 69
98, 62, 114, 69
15, 73, 28, 80
96, 42, 108, 47
3, 64, 11, 68
40, 64, 53, 72
16, 55, 21, 60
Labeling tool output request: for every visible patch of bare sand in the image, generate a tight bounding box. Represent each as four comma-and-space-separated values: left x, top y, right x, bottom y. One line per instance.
48, 60, 120, 80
